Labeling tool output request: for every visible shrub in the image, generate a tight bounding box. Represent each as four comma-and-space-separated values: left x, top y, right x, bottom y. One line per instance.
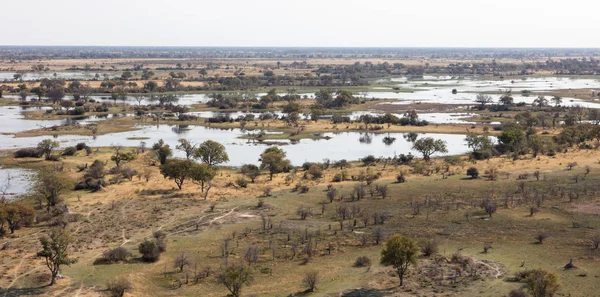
361, 155, 376, 166
444, 155, 462, 165
483, 243, 492, 253
420, 239, 439, 257
396, 172, 406, 183
154, 232, 167, 252
521, 269, 560, 297
69, 106, 86, 115
152, 139, 165, 150
300, 185, 310, 194
303, 271, 319, 292
120, 167, 138, 181
467, 167, 479, 179
306, 165, 323, 179
471, 150, 492, 160
535, 232, 549, 244
353, 256, 372, 267
263, 186, 272, 197
14, 148, 43, 158
95, 247, 131, 264
106, 277, 132, 297
302, 162, 316, 171
332, 173, 343, 182
396, 153, 413, 165
236, 178, 248, 188
138, 239, 160, 262
62, 146, 77, 156
75, 143, 88, 150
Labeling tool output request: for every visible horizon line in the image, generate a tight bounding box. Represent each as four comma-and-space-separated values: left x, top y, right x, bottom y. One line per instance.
2, 45, 600, 50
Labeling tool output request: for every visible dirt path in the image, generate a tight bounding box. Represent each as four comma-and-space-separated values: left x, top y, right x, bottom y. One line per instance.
474, 258, 504, 279
0, 230, 42, 248
5, 266, 42, 292
209, 206, 239, 225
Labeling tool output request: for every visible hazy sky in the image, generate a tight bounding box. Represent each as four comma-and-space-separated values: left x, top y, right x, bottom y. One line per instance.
2, 0, 599, 47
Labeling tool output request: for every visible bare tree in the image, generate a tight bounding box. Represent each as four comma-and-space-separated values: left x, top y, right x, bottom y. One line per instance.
373, 226, 385, 245
244, 246, 259, 265
106, 277, 132, 297
326, 188, 337, 203
376, 184, 389, 199
174, 253, 191, 272
296, 206, 312, 220
481, 199, 497, 218
336, 206, 349, 229
303, 271, 319, 292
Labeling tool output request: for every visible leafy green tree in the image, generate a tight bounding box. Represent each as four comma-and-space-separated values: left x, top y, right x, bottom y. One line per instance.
190, 163, 216, 193
160, 159, 195, 190
524, 269, 560, 297
533, 96, 549, 108
498, 123, 526, 151
1, 202, 35, 234
216, 264, 254, 297
380, 234, 418, 286
282, 102, 301, 113
260, 147, 291, 180
466, 167, 479, 179
144, 81, 158, 91
37, 139, 59, 160
138, 239, 160, 262
156, 145, 173, 165
465, 134, 493, 153
194, 140, 229, 166
37, 229, 77, 285
34, 171, 70, 212
411, 138, 448, 161
241, 164, 261, 182
46, 88, 65, 104
60, 100, 74, 112
110, 146, 136, 168
121, 71, 133, 80
176, 139, 196, 159
499, 94, 514, 106
551, 96, 562, 107
309, 104, 324, 121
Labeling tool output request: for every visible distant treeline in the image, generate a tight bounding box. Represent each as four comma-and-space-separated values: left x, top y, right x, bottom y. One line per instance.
1, 46, 600, 60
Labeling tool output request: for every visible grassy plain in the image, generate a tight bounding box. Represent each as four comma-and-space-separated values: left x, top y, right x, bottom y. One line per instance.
1, 145, 600, 296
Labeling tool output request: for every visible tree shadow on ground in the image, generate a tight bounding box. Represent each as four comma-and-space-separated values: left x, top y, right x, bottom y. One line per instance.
0, 285, 47, 297
341, 288, 392, 297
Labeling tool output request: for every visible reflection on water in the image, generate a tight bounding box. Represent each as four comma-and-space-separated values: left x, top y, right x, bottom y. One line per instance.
0, 123, 483, 166
374, 76, 600, 108
0, 106, 126, 133
0, 167, 35, 199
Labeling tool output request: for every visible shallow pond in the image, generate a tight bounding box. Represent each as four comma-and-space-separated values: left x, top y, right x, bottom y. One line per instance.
0, 106, 119, 133
172, 110, 478, 124
0, 124, 481, 166
14, 75, 597, 108
0, 167, 35, 199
